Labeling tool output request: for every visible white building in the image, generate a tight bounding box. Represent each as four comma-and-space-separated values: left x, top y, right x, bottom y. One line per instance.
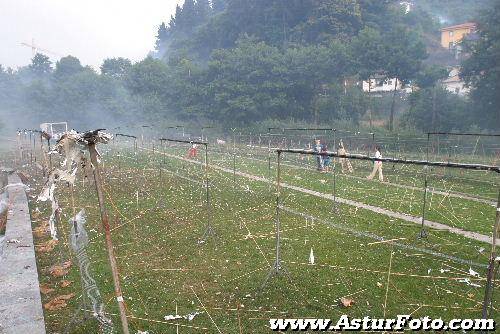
400, 1, 413, 14
362, 77, 413, 93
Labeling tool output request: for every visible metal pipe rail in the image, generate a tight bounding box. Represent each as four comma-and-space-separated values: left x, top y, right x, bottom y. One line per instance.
277, 148, 500, 173
428, 132, 500, 137
159, 138, 208, 146
115, 133, 137, 139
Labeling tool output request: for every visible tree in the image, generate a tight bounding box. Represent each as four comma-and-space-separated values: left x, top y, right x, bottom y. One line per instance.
461, 0, 500, 130
414, 65, 450, 131
100, 58, 132, 79
155, 22, 170, 54
212, 0, 227, 12
54, 55, 84, 80
28, 53, 52, 78
383, 25, 427, 131
195, 0, 212, 23
177, 0, 196, 31
403, 87, 470, 132
299, 0, 363, 42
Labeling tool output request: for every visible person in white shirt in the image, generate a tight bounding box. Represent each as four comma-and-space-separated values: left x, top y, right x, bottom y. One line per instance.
367, 146, 384, 181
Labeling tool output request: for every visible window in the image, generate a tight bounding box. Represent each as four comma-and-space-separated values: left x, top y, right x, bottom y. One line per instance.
449, 31, 454, 37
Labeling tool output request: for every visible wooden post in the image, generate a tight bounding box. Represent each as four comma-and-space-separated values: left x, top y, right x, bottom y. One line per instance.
88, 142, 130, 334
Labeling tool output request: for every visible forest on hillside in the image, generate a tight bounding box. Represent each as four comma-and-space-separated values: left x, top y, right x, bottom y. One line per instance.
0, 0, 498, 133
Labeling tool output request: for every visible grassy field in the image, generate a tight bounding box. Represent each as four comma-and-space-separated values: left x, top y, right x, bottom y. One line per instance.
11, 137, 500, 333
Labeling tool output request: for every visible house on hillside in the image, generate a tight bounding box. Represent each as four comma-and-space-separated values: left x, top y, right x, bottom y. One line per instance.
441, 67, 470, 96
440, 22, 477, 50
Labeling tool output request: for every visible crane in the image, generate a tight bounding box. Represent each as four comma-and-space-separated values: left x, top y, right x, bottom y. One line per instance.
20, 38, 63, 58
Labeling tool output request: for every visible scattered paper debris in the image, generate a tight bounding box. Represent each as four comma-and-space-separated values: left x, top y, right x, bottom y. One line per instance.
340, 297, 355, 307
39, 283, 55, 295
468, 268, 480, 278
60, 280, 73, 288
164, 311, 203, 322
44, 293, 75, 310
458, 278, 481, 288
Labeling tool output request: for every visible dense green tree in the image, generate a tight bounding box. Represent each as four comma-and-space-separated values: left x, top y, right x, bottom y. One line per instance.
212, 0, 227, 12
195, 0, 212, 22
100, 58, 132, 79
414, 65, 450, 130
28, 53, 52, 78
298, 0, 362, 42
461, 0, 500, 130
155, 22, 169, 54
403, 87, 470, 132
384, 25, 427, 131
54, 56, 84, 80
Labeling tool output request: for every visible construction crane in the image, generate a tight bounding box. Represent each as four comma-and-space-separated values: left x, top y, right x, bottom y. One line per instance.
20, 38, 63, 58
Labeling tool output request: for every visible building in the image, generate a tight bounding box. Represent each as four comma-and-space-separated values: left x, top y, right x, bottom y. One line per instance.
399, 1, 413, 14
441, 68, 470, 96
440, 22, 477, 49
362, 77, 412, 94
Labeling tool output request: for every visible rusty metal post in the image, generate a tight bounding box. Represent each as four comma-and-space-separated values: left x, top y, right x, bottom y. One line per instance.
482, 189, 500, 319
88, 142, 130, 334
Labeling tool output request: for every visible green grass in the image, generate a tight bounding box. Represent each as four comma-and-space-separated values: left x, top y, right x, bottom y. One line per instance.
19, 141, 500, 333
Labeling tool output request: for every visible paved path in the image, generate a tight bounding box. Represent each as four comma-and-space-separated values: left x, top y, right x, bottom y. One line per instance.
142, 147, 499, 245
0, 174, 46, 334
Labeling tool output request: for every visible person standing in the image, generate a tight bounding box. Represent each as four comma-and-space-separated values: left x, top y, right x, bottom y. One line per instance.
337, 140, 353, 173
313, 139, 324, 171
322, 144, 331, 172
367, 146, 384, 181
187, 143, 198, 158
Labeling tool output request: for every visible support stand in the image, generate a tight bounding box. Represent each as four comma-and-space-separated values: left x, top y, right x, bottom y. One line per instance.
261, 151, 292, 290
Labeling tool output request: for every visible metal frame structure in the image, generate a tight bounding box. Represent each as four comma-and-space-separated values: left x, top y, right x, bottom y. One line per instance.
273, 147, 500, 319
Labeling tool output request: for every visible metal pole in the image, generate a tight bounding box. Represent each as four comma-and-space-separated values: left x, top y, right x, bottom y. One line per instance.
482, 189, 500, 319
202, 143, 214, 241
268, 128, 272, 181
88, 143, 130, 334
275, 151, 282, 274
232, 129, 236, 186
419, 133, 431, 238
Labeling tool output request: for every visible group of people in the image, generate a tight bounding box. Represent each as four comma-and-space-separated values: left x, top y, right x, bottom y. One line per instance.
312, 139, 384, 181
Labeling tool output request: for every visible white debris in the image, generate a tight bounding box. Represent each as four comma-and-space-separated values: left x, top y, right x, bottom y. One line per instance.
468, 268, 480, 278
164, 311, 203, 322
217, 139, 226, 145
458, 278, 481, 288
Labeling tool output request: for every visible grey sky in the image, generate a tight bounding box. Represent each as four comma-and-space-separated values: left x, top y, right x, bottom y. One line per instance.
0, 0, 183, 70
